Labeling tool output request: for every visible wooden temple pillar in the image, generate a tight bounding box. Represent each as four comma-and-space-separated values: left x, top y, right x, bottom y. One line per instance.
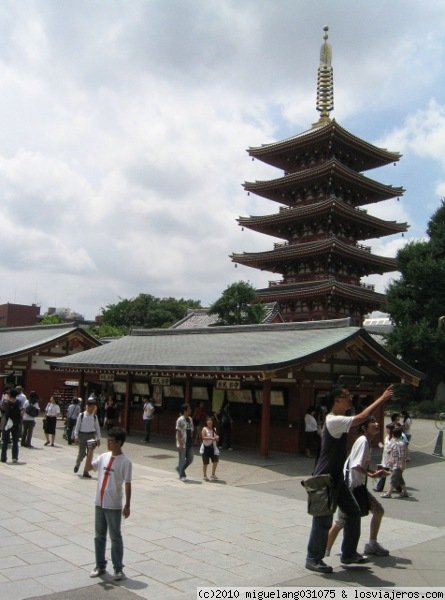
78, 371, 85, 402
259, 377, 272, 457
123, 372, 132, 433
184, 375, 192, 406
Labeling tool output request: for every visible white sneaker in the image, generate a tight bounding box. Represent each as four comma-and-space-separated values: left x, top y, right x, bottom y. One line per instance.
364, 542, 389, 556
113, 570, 125, 581
90, 567, 106, 577
180, 476, 187, 482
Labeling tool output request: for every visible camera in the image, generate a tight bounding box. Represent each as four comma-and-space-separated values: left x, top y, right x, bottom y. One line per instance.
86, 439, 98, 449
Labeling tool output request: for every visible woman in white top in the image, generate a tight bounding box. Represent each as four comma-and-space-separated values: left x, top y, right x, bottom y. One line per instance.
44, 396, 61, 446
304, 407, 320, 458
201, 416, 220, 481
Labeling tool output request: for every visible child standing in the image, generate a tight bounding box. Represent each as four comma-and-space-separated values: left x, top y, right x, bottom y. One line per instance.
382, 427, 408, 498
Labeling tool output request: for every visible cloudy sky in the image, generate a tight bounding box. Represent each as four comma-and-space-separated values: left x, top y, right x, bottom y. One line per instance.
1, 1, 445, 319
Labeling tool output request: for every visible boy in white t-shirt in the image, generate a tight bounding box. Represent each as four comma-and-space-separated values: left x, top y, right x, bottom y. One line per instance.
85, 427, 132, 582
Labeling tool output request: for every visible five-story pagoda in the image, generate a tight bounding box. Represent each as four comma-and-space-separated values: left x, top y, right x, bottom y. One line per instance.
231, 27, 408, 326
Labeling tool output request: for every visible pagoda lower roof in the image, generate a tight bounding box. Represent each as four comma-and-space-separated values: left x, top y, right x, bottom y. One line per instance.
255, 278, 386, 305
238, 197, 408, 240
247, 120, 401, 172
231, 236, 399, 274
243, 158, 404, 206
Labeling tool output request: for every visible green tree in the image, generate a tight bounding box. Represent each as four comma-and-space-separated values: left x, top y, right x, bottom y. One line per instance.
385, 200, 445, 399
40, 314, 64, 324
209, 281, 266, 325
87, 323, 126, 338
100, 294, 201, 331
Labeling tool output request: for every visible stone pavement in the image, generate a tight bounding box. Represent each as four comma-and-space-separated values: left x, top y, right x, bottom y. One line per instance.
0, 419, 443, 600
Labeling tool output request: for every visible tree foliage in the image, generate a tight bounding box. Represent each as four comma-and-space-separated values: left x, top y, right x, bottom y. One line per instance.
99, 294, 201, 332
385, 200, 445, 398
40, 314, 64, 325
87, 323, 127, 339
209, 281, 266, 325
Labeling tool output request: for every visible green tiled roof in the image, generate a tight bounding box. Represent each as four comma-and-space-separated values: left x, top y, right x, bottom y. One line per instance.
46, 319, 422, 380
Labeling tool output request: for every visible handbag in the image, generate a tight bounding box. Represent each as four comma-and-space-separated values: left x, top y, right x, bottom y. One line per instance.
4, 418, 13, 431
352, 484, 369, 517
345, 458, 369, 517
301, 474, 336, 517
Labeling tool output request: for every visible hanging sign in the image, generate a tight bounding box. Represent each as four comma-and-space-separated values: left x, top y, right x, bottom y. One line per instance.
99, 373, 115, 382
216, 379, 240, 390
151, 376, 170, 386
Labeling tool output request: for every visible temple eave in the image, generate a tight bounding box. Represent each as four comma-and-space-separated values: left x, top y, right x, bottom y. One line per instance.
243, 161, 405, 200
255, 281, 386, 304
237, 201, 408, 236
247, 121, 402, 171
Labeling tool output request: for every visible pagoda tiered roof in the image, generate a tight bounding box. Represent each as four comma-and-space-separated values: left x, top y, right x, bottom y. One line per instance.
238, 197, 408, 240
231, 236, 399, 275
243, 158, 404, 206
248, 120, 401, 172
255, 278, 385, 306
232, 27, 406, 325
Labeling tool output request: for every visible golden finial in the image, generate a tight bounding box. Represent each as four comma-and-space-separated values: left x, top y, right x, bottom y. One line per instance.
313, 26, 334, 128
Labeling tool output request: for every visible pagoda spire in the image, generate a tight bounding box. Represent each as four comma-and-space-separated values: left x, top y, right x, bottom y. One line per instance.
313, 26, 334, 128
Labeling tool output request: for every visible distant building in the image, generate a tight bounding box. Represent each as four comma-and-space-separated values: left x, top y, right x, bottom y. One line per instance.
363, 315, 393, 336
45, 307, 85, 322
0, 303, 40, 327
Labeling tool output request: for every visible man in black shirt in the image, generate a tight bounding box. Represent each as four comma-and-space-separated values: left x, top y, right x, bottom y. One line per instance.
306, 385, 393, 574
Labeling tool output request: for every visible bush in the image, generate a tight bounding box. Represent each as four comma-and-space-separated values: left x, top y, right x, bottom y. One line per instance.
416, 400, 436, 415
435, 400, 445, 414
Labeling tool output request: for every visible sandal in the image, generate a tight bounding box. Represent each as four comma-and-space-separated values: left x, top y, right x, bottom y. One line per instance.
210, 475, 218, 480
203, 476, 209, 481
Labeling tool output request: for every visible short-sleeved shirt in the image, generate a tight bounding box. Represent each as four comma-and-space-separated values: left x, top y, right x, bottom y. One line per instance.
176, 415, 193, 448
390, 440, 407, 470
92, 451, 132, 510
304, 413, 319, 433
344, 434, 369, 488
143, 402, 154, 421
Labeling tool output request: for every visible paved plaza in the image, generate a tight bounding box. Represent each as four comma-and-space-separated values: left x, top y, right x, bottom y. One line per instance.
0, 418, 443, 600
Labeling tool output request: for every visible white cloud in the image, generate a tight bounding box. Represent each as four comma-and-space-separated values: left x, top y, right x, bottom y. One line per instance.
1, 1, 445, 317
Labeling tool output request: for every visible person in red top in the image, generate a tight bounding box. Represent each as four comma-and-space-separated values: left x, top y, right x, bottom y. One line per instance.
85, 427, 132, 582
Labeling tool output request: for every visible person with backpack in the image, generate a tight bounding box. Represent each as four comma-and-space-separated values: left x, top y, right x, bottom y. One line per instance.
21, 390, 40, 448
73, 397, 101, 478
66, 397, 81, 444
1, 389, 22, 463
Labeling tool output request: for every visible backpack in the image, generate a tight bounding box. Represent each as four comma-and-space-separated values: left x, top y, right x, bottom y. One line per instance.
25, 403, 39, 417
80, 411, 97, 423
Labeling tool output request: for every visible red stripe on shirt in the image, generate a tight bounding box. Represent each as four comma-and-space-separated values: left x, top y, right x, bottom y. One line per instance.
100, 456, 115, 507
